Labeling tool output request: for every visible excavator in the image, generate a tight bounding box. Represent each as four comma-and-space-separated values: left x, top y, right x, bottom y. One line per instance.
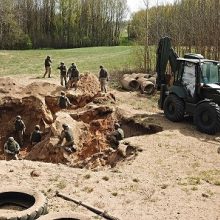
156, 36, 220, 134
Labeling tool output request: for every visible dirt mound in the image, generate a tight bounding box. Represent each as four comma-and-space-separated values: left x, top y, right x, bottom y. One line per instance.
0, 77, 23, 97
0, 74, 162, 169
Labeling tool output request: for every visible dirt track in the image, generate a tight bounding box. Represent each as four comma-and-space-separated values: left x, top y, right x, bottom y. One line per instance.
0, 75, 219, 220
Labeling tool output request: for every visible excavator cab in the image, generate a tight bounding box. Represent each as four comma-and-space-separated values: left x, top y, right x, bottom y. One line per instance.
156, 37, 220, 134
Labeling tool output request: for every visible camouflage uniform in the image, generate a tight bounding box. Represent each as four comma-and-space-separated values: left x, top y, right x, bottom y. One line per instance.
30, 125, 42, 146
67, 64, 79, 90
58, 124, 76, 153
14, 116, 26, 146
43, 56, 52, 78
58, 63, 67, 87
107, 123, 124, 149
99, 66, 109, 93
58, 92, 72, 109
4, 137, 20, 160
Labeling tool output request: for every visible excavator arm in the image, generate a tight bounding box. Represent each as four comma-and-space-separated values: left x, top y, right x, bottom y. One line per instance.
156, 37, 179, 89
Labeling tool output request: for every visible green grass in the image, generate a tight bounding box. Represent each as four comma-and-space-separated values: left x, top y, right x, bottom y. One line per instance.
0, 46, 135, 77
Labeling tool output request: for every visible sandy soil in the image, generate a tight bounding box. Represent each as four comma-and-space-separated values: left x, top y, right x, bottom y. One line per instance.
0, 75, 219, 220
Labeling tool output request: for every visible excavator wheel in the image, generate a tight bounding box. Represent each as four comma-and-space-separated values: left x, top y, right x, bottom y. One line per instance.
194, 102, 220, 134
163, 94, 184, 122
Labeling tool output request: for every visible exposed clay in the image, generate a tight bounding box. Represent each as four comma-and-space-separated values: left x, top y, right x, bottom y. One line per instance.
0, 74, 162, 169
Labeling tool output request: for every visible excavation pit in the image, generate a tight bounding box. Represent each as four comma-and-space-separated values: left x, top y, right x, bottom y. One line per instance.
0, 75, 163, 169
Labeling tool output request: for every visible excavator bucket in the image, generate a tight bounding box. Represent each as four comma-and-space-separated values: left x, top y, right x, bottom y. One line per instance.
156, 37, 172, 89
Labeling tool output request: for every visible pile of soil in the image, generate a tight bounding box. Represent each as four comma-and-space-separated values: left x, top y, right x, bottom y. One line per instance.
0, 74, 120, 168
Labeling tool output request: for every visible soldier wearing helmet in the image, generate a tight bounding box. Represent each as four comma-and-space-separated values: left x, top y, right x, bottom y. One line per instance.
67, 63, 80, 90
4, 137, 20, 160
58, 123, 77, 153
14, 115, 26, 146
58, 62, 67, 87
58, 91, 72, 109
43, 55, 52, 78
99, 65, 109, 93
30, 125, 42, 146
107, 122, 124, 149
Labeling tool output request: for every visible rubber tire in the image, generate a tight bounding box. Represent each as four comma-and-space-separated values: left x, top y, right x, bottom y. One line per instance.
0, 187, 48, 220
194, 102, 220, 134
163, 94, 184, 122
38, 212, 91, 220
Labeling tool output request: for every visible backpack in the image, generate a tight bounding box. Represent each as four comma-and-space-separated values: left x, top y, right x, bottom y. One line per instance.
99, 69, 107, 78
59, 96, 68, 108
15, 120, 24, 131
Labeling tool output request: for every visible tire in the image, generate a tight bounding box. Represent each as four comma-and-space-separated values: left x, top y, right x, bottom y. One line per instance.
194, 102, 220, 134
38, 212, 91, 220
0, 187, 48, 220
163, 94, 184, 122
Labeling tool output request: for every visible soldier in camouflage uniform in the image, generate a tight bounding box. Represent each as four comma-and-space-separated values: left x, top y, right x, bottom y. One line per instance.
67, 63, 79, 90
58, 62, 67, 87
58, 91, 72, 109
4, 137, 20, 160
58, 123, 77, 153
43, 56, 52, 78
14, 115, 26, 147
30, 125, 42, 146
107, 123, 124, 149
99, 65, 109, 93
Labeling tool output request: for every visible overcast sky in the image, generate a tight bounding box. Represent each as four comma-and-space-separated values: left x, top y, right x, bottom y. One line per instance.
127, 0, 174, 14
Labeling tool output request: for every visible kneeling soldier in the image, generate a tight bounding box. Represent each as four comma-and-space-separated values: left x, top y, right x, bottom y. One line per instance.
107, 123, 124, 149
4, 137, 20, 160
58, 123, 77, 153
30, 125, 42, 146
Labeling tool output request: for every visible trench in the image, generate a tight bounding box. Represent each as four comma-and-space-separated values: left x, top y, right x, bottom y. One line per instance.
0, 96, 163, 168
0, 76, 163, 169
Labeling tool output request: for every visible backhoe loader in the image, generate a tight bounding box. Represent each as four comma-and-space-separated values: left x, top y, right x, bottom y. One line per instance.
156, 37, 220, 134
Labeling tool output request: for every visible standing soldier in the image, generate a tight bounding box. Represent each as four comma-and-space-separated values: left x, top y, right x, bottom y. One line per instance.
67, 63, 79, 90
43, 55, 52, 78
30, 125, 42, 146
4, 137, 20, 160
14, 115, 26, 147
99, 65, 109, 93
58, 91, 72, 109
58, 123, 77, 153
58, 62, 67, 87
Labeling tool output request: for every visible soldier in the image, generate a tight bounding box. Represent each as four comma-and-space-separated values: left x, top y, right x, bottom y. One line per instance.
14, 115, 26, 146
107, 123, 124, 149
4, 137, 20, 160
58, 62, 67, 87
30, 125, 42, 146
99, 65, 109, 93
43, 55, 52, 78
58, 91, 72, 109
58, 123, 77, 153
67, 63, 79, 90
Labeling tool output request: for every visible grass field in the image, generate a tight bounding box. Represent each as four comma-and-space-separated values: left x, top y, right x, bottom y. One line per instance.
0, 46, 135, 77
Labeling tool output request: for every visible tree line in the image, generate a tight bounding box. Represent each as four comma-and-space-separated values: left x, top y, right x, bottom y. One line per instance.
0, 0, 127, 49
129, 0, 220, 71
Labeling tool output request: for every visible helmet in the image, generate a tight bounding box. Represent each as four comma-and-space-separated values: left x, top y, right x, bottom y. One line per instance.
8, 137, 14, 142
35, 125, 40, 130
71, 63, 75, 66
61, 91, 65, 95
100, 65, 103, 69
16, 115, 21, 120
47, 56, 50, 59
60, 62, 64, 65
114, 123, 120, 129
62, 123, 68, 128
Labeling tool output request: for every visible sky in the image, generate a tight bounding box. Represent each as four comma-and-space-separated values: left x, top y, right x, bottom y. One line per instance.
127, 0, 174, 14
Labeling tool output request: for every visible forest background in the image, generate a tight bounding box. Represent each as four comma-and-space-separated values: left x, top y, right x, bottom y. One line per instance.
0, 0, 219, 73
